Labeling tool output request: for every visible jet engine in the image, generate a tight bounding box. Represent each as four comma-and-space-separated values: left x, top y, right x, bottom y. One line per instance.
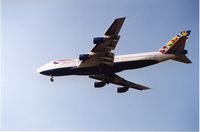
117, 87, 129, 93
180, 50, 188, 55
79, 54, 90, 61
93, 37, 106, 44
94, 81, 106, 88
174, 50, 188, 55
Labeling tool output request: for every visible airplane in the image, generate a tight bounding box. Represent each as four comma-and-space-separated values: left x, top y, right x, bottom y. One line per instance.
37, 17, 192, 93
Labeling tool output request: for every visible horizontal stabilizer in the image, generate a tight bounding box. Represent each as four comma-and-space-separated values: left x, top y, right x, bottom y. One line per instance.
172, 55, 192, 64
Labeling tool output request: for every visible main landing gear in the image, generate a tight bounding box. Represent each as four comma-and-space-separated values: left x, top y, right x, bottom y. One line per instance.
50, 75, 54, 82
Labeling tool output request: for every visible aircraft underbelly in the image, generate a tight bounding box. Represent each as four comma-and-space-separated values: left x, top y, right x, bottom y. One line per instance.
113, 59, 158, 72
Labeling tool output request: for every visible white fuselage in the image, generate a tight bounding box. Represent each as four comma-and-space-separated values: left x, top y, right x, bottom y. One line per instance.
115, 51, 174, 63
37, 51, 176, 76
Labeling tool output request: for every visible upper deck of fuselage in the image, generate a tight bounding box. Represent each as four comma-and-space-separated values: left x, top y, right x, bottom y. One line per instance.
52, 59, 80, 66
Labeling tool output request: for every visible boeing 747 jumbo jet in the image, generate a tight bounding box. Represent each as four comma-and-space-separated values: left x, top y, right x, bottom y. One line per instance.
37, 17, 191, 93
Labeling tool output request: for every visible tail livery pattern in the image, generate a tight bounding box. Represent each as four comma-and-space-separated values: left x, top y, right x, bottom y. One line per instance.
159, 30, 192, 64
159, 30, 191, 54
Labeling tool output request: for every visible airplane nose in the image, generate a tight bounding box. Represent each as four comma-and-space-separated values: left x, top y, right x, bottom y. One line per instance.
37, 65, 52, 76
36, 67, 43, 74
37, 62, 55, 76
37, 64, 48, 74
37, 66, 49, 75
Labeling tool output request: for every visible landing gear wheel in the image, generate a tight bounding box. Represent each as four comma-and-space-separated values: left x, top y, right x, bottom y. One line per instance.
50, 76, 54, 82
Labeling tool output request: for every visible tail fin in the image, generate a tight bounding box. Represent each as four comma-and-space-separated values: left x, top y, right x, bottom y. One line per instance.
159, 30, 192, 64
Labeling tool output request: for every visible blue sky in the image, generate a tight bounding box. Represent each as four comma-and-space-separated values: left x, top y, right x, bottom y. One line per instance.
1, 0, 199, 131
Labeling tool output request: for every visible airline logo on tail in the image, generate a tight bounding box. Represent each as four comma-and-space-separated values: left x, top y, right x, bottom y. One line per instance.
159, 31, 191, 53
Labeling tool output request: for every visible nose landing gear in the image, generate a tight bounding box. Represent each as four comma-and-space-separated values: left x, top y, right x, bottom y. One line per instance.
50, 75, 54, 82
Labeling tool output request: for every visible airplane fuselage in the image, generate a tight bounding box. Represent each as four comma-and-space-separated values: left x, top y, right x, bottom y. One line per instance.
37, 51, 176, 76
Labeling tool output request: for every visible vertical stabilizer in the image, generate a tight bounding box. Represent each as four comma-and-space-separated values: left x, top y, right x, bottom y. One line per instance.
159, 30, 191, 54
159, 30, 192, 64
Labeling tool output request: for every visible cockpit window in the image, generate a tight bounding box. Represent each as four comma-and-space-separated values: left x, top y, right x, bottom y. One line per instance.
53, 61, 59, 64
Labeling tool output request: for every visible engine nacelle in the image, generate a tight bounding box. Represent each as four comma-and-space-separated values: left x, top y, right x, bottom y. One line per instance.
117, 87, 129, 93
174, 50, 188, 55
181, 50, 188, 55
93, 37, 106, 44
79, 54, 90, 61
94, 82, 106, 88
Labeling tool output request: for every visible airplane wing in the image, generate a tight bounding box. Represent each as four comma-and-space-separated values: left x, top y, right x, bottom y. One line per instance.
104, 17, 126, 36
91, 17, 126, 52
79, 17, 126, 67
89, 74, 150, 91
